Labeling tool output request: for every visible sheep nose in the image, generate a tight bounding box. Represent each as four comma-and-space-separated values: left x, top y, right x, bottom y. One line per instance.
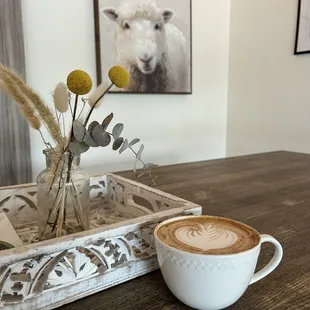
139, 56, 153, 63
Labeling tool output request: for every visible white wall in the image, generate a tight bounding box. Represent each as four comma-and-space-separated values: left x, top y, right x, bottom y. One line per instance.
22, 0, 230, 181
227, 0, 310, 156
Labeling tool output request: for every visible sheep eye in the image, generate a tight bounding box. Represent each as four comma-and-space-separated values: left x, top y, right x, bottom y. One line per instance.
154, 23, 161, 30
124, 22, 130, 30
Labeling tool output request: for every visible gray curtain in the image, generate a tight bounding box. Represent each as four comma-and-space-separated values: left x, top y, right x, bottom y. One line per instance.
0, 0, 32, 185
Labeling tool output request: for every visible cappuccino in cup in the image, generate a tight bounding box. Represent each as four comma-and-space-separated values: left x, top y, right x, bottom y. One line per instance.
154, 215, 283, 310
156, 216, 260, 255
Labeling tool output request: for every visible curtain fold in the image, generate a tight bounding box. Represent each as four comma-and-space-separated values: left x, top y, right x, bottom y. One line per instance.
0, 0, 32, 185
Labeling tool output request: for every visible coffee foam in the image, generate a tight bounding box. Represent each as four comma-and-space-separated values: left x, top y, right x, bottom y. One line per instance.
156, 216, 260, 255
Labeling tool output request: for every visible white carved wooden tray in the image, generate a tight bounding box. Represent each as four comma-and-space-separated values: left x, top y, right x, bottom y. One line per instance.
0, 173, 202, 310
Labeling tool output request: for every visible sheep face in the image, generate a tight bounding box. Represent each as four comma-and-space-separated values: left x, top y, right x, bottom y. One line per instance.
102, 4, 174, 75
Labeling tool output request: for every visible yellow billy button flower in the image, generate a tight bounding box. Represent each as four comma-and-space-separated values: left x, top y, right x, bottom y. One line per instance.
67, 70, 92, 95
108, 66, 129, 88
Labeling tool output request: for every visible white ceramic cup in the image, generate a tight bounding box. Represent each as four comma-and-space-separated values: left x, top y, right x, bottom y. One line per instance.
154, 215, 283, 310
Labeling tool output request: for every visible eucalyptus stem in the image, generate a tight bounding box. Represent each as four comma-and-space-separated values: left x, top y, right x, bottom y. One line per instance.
67, 94, 79, 182
129, 147, 146, 166
84, 83, 114, 126
72, 95, 79, 119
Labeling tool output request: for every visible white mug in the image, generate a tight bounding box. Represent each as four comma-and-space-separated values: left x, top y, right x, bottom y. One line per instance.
154, 216, 283, 310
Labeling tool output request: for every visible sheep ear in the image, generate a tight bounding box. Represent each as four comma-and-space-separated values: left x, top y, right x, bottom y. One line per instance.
162, 9, 174, 23
101, 8, 119, 22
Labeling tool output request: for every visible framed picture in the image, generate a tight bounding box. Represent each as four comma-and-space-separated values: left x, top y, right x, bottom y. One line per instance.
94, 0, 192, 94
295, 0, 310, 54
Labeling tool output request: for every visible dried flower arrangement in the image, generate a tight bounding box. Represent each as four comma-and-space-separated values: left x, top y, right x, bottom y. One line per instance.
0, 63, 158, 239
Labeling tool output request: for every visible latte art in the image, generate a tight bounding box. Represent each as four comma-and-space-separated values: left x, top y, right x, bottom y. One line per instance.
157, 216, 260, 255
176, 224, 238, 251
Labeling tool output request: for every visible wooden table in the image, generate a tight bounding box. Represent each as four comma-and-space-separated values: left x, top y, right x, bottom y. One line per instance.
61, 151, 310, 309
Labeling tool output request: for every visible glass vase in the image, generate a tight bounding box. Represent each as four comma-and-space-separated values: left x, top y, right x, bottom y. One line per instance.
37, 149, 90, 241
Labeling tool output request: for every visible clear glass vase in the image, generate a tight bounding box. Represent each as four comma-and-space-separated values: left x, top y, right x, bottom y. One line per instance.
37, 149, 90, 240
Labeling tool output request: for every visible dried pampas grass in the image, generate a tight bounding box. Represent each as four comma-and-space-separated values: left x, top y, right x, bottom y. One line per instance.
0, 63, 63, 146
0, 79, 10, 95
0, 72, 41, 130
20, 105, 41, 130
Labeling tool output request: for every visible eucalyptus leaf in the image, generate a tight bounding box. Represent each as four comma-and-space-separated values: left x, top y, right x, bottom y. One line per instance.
91, 124, 111, 147
119, 138, 129, 154
73, 120, 86, 142
112, 123, 124, 139
102, 113, 114, 130
144, 163, 159, 170
100, 132, 111, 147
88, 121, 100, 132
136, 144, 144, 160
68, 141, 90, 155
91, 124, 104, 140
129, 138, 140, 147
84, 131, 99, 147
113, 137, 124, 151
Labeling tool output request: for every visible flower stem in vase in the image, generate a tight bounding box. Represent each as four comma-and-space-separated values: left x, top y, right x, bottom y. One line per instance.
37, 150, 90, 240
57, 177, 67, 237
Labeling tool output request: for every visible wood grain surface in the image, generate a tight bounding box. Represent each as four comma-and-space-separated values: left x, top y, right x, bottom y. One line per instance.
0, 0, 32, 186
60, 151, 310, 309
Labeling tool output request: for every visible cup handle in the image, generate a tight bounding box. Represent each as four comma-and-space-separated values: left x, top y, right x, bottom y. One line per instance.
250, 234, 283, 285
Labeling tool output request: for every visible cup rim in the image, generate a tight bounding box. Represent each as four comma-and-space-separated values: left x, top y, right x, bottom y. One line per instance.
154, 215, 262, 258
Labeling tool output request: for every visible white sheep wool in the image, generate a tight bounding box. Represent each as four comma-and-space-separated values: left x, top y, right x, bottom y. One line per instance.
101, 0, 190, 93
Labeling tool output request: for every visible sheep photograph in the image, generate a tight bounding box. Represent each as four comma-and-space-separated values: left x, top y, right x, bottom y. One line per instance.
94, 0, 192, 94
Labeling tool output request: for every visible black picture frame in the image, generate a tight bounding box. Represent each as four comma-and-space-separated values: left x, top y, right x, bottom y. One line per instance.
93, 0, 192, 94
294, 0, 310, 55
